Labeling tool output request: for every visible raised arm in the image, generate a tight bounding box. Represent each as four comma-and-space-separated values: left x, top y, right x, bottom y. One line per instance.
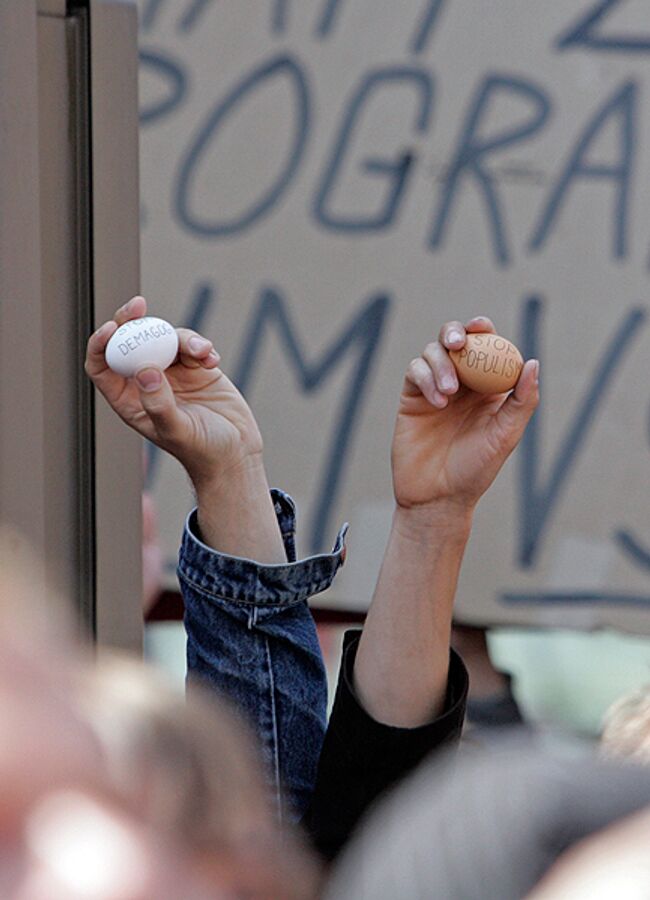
305, 316, 539, 859
85, 296, 344, 820
85, 295, 285, 563
353, 315, 539, 726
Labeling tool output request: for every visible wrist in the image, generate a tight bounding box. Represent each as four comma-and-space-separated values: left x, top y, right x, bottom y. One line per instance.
194, 454, 287, 563
193, 452, 268, 506
195, 453, 272, 542
393, 499, 474, 543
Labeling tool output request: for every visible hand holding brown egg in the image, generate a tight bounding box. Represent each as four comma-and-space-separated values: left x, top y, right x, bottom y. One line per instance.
391, 315, 539, 510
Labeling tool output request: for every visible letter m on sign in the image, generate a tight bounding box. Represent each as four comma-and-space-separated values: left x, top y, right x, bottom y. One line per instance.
233, 287, 391, 553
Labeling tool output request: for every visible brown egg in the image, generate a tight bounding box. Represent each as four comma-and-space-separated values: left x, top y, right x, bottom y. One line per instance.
450, 333, 523, 394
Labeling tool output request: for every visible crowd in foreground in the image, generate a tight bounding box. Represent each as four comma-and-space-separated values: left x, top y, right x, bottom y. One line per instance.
1, 296, 649, 898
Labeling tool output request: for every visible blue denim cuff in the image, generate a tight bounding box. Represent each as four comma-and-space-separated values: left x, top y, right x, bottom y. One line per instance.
178, 488, 348, 607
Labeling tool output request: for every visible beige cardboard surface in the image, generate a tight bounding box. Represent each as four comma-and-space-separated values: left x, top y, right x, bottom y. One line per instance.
138, 0, 650, 631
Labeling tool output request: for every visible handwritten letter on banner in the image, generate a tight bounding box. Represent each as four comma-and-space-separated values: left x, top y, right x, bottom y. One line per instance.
139, 0, 649, 632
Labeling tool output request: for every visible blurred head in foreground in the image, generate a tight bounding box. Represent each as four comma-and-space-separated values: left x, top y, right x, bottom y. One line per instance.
0, 530, 100, 833
77, 654, 320, 899
324, 735, 650, 900
0, 532, 318, 898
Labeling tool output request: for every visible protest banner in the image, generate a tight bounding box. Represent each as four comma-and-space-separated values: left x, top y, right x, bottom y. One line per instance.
139, 0, 650, 630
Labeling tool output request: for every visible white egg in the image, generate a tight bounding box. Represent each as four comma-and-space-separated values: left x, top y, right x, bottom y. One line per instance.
105, 316, 179, 378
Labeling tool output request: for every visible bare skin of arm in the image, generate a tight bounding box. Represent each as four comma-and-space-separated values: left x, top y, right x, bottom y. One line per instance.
85, 295, 286, 565
353, 316, 539, 727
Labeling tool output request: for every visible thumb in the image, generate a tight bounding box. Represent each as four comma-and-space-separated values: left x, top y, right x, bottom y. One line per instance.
491, 359, 540, 451
135, 368, 184, 444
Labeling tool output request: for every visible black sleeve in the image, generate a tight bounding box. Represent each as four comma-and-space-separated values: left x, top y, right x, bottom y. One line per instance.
303, 628, 468, 860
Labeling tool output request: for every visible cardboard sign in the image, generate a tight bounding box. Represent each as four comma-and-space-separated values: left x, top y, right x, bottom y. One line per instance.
138, 0, 649, 631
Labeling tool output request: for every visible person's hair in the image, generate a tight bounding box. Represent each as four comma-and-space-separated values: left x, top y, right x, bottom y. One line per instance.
600, 685, 650, 765
0, 533, 318, 896
78, 655, 271, 849
77, 655, 319, 898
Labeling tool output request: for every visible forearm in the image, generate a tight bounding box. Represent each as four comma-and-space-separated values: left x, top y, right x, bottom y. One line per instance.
194, 453, 286, 563
305, 630, 468, 860
179, 490, 347, 820
353, 501, 473, 727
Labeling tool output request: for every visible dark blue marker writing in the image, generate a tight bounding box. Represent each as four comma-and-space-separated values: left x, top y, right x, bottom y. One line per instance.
234, 286, 391, 552
410, 0, 448, 54
502, 591, 650, 608
518, 295, 645, 567
313, 67, 433, 232
174, 55, 310, 238
428, 74, 550, 266
614, 531, 650, 571
529, 81, 637, 259
315, 0, 345, 38
614, 398, 650, 570
272, 0, 289, 34
177, 0, 215, 33
557, 0, 650, 53
140, 0, 166, 33
139, 49, 189, 126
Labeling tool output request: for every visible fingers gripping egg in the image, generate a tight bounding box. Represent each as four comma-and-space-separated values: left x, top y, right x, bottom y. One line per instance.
105, 317, 179, 378
450, 333, 523, 394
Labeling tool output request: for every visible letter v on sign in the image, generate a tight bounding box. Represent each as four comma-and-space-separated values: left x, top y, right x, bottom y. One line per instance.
517, 296, 646, 568
557, 0, 650, 53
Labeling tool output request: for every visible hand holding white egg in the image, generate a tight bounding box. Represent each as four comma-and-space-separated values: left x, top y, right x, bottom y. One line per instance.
85, 295, 263, 489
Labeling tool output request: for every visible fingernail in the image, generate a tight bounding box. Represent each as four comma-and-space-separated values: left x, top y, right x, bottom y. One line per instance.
93, 322, 110, 338
440, 375, 457, 392
118, 298, 132, 315
136, 368, 162, 391
189, 336, 211, 353
447, 330, 463, 344
532, 359, 540, 382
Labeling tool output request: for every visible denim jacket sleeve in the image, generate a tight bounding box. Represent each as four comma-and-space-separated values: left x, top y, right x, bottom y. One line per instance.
178, 488, 348, 822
